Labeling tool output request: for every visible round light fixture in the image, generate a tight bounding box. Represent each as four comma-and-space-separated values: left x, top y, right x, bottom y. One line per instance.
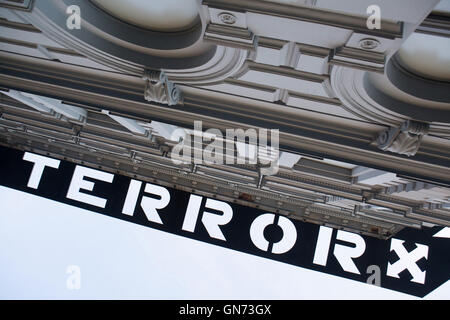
91, 0, 199, 32
359, 38, 380, 50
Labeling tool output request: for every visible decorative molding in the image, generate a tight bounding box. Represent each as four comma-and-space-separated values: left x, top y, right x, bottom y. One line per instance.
330, 63, 450, 132
416, 13, 450, 38
279, 42, 301, 68
253, 37, 330, 74
0, 0, 33, 11
304, 0, 317, 6
203, 0, 403, 39
204, 23, 258, 50
381, 180, 435, 195
1, 51, 449, 185
232, 59, 335, 100
143, 70, 181, 106
236, 60, 328, 83
204, 6, 257, 50
6, 1, 250, 85
329, 46, 385, 73
14, 0, 215, 72
387, 56, 450, 104
376, 120, 429, 156
165, 46, 248, 85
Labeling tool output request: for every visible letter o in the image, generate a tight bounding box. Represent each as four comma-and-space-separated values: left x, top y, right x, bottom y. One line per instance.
249, 213, 297, 254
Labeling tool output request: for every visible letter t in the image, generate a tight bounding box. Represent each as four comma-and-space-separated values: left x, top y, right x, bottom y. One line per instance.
23, 152, 60, 189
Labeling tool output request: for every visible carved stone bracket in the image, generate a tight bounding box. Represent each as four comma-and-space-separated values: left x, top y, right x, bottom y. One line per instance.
143, 70, 181, 106
376, 120, 429, 156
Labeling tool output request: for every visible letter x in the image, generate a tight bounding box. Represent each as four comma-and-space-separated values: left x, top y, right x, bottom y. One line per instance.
387, 239, 428, 284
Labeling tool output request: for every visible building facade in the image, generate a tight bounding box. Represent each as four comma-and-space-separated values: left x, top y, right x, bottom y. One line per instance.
0, 0, 449, 239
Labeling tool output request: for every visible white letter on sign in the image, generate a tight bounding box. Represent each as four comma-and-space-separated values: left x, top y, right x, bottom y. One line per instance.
23, 152, 60, 189
122, 179, 142, 215
122, 179, 171, 224
66, 165, 114, 208
313, 227, 366, 274
249, 213, 297, 254
182, 195, 233, 241
334, 230, 366, 274
313, 226, 333, 266
387, 239, 428, 284
202, 199, 233, 240
140, 183, 170, 224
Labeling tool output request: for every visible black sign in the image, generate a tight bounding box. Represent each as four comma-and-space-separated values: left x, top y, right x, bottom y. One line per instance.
0, 145, 448, 297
